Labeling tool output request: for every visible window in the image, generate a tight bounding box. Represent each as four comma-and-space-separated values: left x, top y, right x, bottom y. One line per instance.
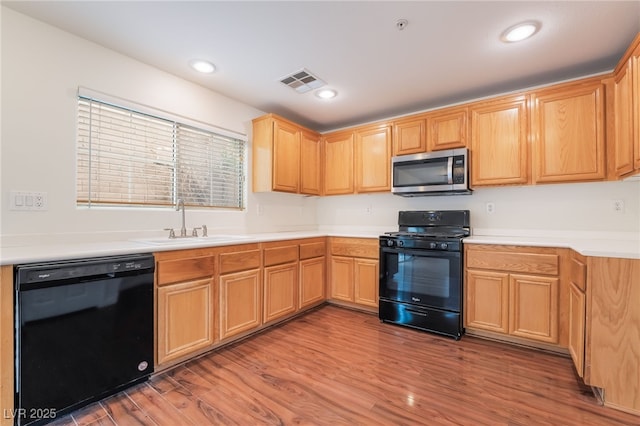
76, 92, 246, 209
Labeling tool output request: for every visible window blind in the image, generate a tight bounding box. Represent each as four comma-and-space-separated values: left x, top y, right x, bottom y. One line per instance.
77, 96, 245, 209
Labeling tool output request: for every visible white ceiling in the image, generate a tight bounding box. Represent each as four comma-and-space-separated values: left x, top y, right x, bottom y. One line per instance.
4, 1, 640, 132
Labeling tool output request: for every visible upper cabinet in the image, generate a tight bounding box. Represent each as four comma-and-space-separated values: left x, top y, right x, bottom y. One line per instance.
531, 78, 606, 183
300, 129, 323, 195
323, 123, 392, 195
610, 34, 640, 178
469, 95, 530, 186
635, 45, 640, 172
323, 130, 354, 195
426, 106, 468, 151
252, 113, 321, 195
355, 123, 392, 193
392, 106, 467, 156
392, 115, 426, 156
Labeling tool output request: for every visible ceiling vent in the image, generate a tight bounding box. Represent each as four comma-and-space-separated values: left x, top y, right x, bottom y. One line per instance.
279, 68, 326, 93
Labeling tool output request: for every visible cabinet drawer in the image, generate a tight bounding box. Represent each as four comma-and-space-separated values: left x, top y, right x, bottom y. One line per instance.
569, 251, 587, 292
466, 248, 559, 275
330, 238, 378, 259
219, 249, 261, 274
157, 256, 215, 286
300, 241, 326, 260
263, 245, 298, 266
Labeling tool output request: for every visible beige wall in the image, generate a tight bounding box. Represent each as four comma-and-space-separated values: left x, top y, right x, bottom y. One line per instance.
1, 7, 318, 242
316, 180, 640, 235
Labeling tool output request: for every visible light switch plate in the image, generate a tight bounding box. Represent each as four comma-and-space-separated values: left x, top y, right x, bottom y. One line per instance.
10, 191, 48, 211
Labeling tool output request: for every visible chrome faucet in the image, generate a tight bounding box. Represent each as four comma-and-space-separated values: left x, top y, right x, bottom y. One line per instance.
176, 199, 187, 237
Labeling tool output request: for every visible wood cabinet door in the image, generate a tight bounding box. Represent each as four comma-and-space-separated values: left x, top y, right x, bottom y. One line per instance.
263, 262, 298, 323
588, 257, 640, 411
330, 256, 354, 301
509, 274, 559, 343
323, 131, 354, 195
354, 258, 379, 308
393, 116, 426, 155
355, 124, 391, 193
157, 278, 215, 365
272, 119, 300, 193
568, 282, 586, 378
299, 256, 326, 309
531, 80, 605, 183
470, 95, 529, 186
219, 269, 261, 340
300, 129, 322, 195
612, 60, 634, 177
632, 52, 640, 171
465, 270, 509, 333
427, 106, 467, 151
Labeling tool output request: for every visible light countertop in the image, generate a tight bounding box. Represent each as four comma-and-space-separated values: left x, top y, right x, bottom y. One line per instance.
464, 235, 640, 259
1, 228, 639, 265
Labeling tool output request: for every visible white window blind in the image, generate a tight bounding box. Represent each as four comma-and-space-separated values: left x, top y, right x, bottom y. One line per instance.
77, 95, 245, 209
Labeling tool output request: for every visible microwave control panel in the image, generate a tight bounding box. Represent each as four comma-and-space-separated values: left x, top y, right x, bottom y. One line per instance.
452, 155, 466, 184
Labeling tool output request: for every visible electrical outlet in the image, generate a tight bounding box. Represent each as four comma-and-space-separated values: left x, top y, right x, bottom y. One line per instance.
256, 204, 264, 216
365, 205, 373, 215
613, 200, 625, 213
10, 191, 47, 211
485, 202, 495, 214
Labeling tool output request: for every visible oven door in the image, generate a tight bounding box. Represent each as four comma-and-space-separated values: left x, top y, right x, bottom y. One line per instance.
379, 246, 461, 312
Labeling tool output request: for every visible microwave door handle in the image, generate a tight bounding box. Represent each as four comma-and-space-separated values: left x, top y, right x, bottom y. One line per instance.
447, 156, 453, 184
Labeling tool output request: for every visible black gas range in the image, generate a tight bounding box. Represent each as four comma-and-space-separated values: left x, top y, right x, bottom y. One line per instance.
379, 210, 470, 339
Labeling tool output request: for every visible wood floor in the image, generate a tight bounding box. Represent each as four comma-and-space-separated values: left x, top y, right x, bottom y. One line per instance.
49, 305, 638, 426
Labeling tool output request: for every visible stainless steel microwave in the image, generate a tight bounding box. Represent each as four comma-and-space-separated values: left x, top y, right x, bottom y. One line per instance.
391, 148, 471, 196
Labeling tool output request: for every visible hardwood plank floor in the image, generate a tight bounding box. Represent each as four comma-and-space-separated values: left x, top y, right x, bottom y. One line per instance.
49, 305, 639, 426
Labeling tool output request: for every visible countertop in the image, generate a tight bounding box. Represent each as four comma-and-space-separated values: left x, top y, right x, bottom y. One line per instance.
1, 228, 639, 265
465, 235, 640, 259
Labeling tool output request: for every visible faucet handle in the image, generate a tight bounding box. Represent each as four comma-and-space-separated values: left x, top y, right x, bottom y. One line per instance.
191, 227, 201, 237
163, 228, 176, 239
202, 225, 208, 237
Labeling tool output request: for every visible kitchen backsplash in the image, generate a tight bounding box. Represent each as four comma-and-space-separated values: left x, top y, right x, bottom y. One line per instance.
316, 180, 640, 235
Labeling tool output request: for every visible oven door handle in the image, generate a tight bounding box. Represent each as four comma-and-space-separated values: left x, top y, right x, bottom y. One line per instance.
380, 247, 461, 259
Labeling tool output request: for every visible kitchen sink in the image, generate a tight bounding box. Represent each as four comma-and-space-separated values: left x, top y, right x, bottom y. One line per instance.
132, 235, 251, 245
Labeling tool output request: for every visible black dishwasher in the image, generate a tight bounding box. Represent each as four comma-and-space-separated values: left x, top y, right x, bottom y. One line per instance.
14, 254, 154, 426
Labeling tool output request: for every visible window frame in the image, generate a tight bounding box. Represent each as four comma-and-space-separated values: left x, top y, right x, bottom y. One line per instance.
76, 88, 247, 210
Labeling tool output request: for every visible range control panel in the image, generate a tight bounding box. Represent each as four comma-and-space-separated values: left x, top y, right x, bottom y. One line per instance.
379, 236, 461, 252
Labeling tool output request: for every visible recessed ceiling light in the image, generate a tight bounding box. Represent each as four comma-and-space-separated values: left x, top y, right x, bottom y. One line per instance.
189, 59, 216, 74
501, 21, 540, 43
315, 88, 337, 99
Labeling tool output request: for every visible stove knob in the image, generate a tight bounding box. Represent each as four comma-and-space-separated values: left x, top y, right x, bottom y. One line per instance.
440, 243, 448, 250
397, 240, 405, 248
429, 242, 437, 249
386, 239, 395, 247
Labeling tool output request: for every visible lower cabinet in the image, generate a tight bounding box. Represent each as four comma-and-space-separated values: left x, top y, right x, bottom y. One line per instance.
465, 270, 509, 333
587, 256, 640, 413
354, 258, 379, 307
218, 245, 262, 341
329, 237, 379, 311
509, 274, 559, 342
155, 251, 216, 366
465, 244, 563, 346
219, 269, 262, 340
299, 239, 326, 309
567, 250, 587, 378
262, 241, 299, 324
